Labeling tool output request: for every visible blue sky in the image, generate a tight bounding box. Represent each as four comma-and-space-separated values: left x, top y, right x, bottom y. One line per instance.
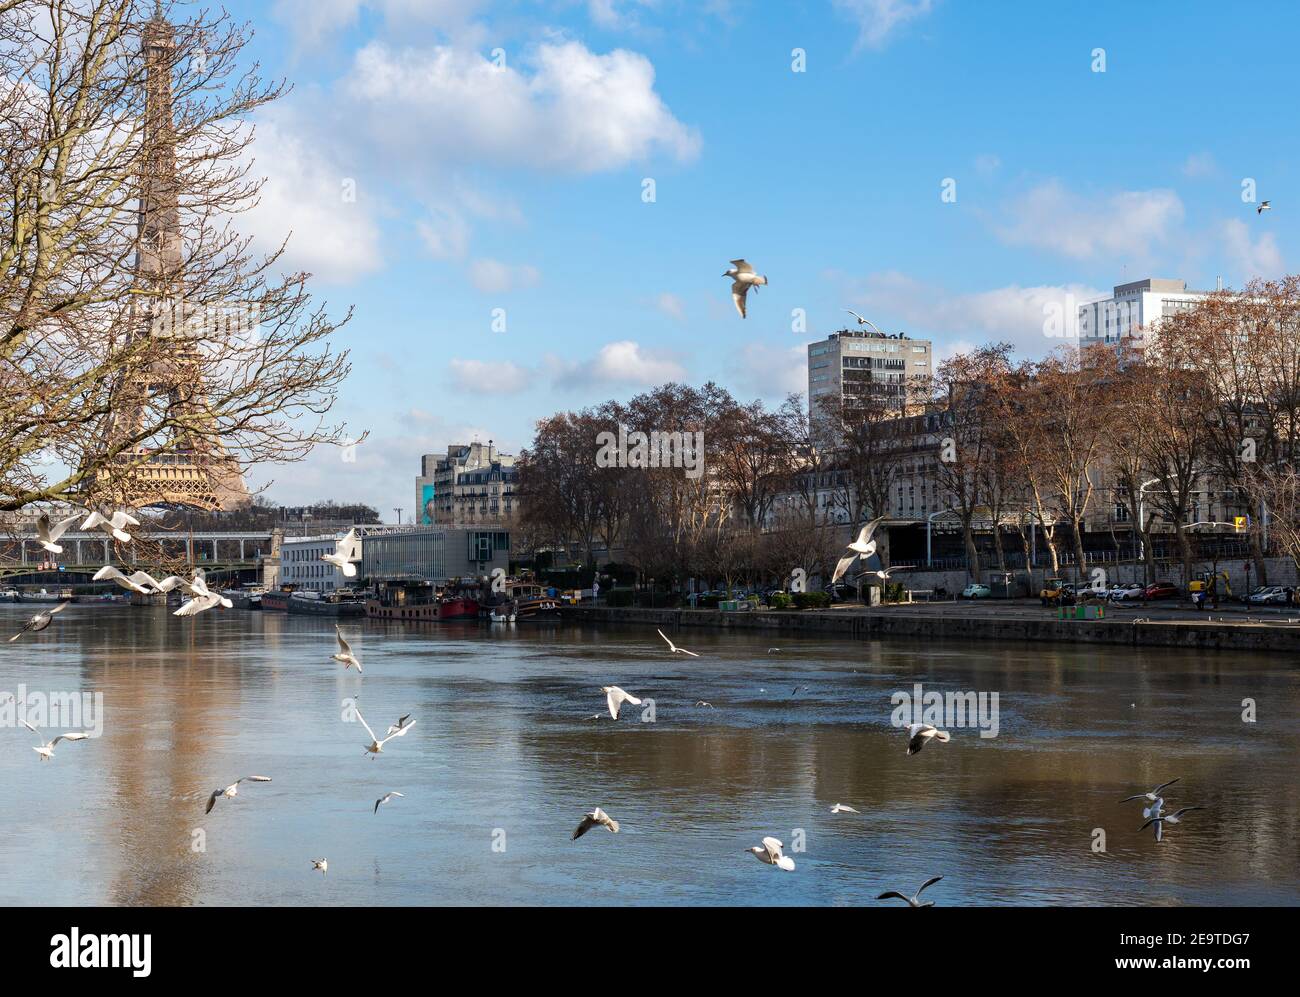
220, 0, 1296, 515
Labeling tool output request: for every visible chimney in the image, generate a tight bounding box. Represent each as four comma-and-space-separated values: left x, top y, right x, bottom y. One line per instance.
1216, 275, 1223, 291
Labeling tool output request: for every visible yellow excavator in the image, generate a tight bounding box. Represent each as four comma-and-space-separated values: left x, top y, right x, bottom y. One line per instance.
1188, 571, 1231, 597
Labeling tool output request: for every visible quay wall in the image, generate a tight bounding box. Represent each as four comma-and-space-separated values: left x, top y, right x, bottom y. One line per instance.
557, 606, 1300, 655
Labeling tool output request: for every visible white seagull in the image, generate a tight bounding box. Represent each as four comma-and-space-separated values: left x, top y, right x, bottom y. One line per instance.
830, 803, 859, 814
322, 529, 360, 578
385, 714, 414, 736
35, 512, 83, 554
164, 568, 233, 617
205, 775, 273, 814
93, 566, 166, 595
877, 876, 943, 908
656, 628, 699, 657
573, 807, 620, 840
848, 516, 886, 555
1258, 200, 1271, 214
830, 553, 859, 585
332, 625, 362, 672
8, 601, 70, 641
374, 791, 405, 814
1140, 806, 1204, 842
22, 720, 90, 761
845, 309, 885, 332
1143, 797, 1164, 821
1120, 778, 1179, 805
601, 685, 642, 720
354, 707, 416, 757
81, 509, 141, 543
905, 722, 951, 756
747, 836, 795, 872
311, 858, 328, 876
724, 259, 768, 318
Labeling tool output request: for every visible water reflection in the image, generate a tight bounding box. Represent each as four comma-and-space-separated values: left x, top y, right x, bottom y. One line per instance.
0, 605, 1295, 906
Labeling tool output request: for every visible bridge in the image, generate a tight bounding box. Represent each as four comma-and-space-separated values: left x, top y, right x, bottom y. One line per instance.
0, 531, 273, 584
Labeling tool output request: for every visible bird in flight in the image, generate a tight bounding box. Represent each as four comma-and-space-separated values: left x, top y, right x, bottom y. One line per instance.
374, 791, 405, 814
311, 858, 328, 876
81, 509, 141, 543
1258, 200, 1271, 214
22, 720, 90, 761
848, 516, 887, 556
385, 714, 413, 736
1120, 779, 1179, 805
8, 601, 70, 641
904, 722, 951, 756
205, 775, 273, 814
35, 512, 83, 554
354, 707, 416, 757
1140, 806, 1204, 842
322, 529, 360, 577
601, 685, 642, 720
93, 566, 167, 595
723, 259, 768, 318
747, 836, 795, 871
877, 876, 943, 907
656, 628, 699, 657
830, 803, 859, 814
573, 807, 620, 840
162, 568, 233, 617
332, 625, 362, 673
830, 553, 859, 585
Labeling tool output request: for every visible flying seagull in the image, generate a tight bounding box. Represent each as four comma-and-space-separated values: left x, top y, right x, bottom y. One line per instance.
332, 625, 362, 673
1140, 806, 1204, 842
601, 685, 642, 720
830, 553, 859, 585
354, 707, 416, 757
8, 601, 70, 641
81, 509, 141, 543
695, 700, 715, 709
311, 858, 328, 876
164, 568, 233, 617
877, 876, 943, 908
205, 775, 273, 814
573, 807, 620, 840
848, 516, 886, 555
747, 836, 795, 872
724, 259, 768, 318
1258, 200, 1271, 214
1120, 779, 1179, 804
93, 565, 166, 595
374, 791, 405, 814
322, 529, 359, 577
385, 714, 413, 736
656, 628, 699, 657
1143, 797, 1164, 821
830, 803, 859, 814
905, 722, 951, 756
21, 720, 90, 761
35, 512, 83, 554
845, 309, 886, 333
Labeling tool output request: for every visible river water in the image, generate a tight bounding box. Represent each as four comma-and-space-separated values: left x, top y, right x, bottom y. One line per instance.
0, 604, 1296, 906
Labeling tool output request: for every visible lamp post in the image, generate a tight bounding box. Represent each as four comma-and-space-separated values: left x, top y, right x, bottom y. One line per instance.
926, 509, 952, 568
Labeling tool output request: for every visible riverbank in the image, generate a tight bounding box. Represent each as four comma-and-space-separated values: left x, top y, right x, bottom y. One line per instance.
559, 603, 1300, 654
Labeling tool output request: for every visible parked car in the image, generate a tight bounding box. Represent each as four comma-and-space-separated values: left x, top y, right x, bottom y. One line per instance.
1246, 585, 1287, 605
1107, 583, 1145, 601
1143, 581, 1180, 600
960, 583, 992, 599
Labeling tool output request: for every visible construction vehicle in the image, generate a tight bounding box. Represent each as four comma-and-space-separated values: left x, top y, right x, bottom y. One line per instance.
1188, 570, 1231, 597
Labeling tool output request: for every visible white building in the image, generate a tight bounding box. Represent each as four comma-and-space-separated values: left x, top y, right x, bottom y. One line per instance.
808, 328, 933, 419
279, 534, 358, 592
1076, 278, 1216, 356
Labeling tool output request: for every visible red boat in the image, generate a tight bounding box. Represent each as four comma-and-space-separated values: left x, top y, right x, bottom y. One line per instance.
437, 596, 479, 620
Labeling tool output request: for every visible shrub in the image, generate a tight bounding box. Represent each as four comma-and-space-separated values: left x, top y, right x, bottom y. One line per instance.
770, 593, 792, 610
884, 582, 905, 603
792, 591, 830, 610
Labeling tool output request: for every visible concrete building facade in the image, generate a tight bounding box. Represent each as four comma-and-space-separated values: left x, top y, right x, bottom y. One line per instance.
416, 441, 519, 527
808, 328, 933, 422
279, 534, 356, 592
362, 526, 510, 583
1076, 277, 1215, 356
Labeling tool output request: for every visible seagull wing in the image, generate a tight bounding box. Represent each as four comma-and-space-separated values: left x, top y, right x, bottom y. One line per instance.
50, 732, 90, 747
128, 571, 165, 591
48, 601, 70, 615
846, 309, 865, 323
730, 259, 754, 273
573, 814, 598, 840
205, 790, 222, 814
21, 719, 38, 734
354, 708, 377, 743
915, 876, 943, 898
831, 553, 858, 584
1119, 794, 1147, 803
335, 625, 353, 657
80, 511, 108, 531
877, 890, 910, 902
656, 629, 673, 650
1152, 778, 1180, 795
606, 688, 624, 719
761, 837, 784, 862
237, 775, 272, 785
732, 281, 749, 318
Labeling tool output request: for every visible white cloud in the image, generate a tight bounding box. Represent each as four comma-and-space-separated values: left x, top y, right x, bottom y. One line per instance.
973, 152, 1001, 176
1181, 151, 1217, 178
272, 0, 485, 47
416, 207, 471, 260
846, 270, 1106, 356
549, 340, 686, 389
833, 0, 935, 50
243, 120, 385, 284
653, 292, 686, 320
468, 258, 541, 293
343, 40, 700, 173
448, 358, 531, 393
734, 344, 806, 398
994, 180, 1184, 262
1218, 218, 1283, 280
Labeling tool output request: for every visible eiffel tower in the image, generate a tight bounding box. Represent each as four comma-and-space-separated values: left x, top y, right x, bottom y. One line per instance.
99, 5, 248, 511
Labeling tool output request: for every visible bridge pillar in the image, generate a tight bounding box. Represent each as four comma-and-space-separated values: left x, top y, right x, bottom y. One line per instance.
239, 539, 245, 560
213, 539, 218, 562
20, 541, 27, 565
186, 537, 193, 564
103, 538, 109, 564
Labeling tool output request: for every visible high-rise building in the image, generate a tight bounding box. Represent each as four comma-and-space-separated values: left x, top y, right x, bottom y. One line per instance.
1076, 278, 1215, 357
416, 441, 518, 527
807, 327, 933, 422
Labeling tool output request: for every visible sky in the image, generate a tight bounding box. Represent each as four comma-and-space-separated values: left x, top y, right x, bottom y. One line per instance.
211, 0, 1298, 517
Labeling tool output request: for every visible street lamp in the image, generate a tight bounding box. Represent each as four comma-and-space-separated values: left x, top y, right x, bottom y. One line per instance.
926, 509, 953, 568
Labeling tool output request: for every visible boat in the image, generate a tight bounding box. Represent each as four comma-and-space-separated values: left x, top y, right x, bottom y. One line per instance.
366, 599, 442, 622
488, 605, 516, 623
287, 590, 366, 617
261, 590, 290, 612
513, 596, 563, 620
437, 596, 479, 621
225, 587, 264, 610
